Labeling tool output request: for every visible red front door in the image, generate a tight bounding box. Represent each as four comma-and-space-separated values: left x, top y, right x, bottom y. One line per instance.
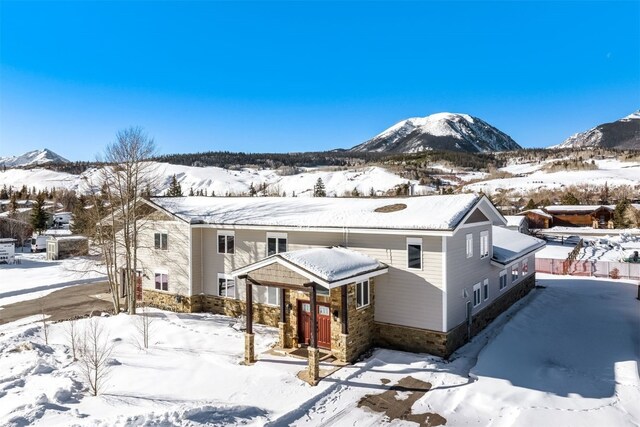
298, 300, 332, 349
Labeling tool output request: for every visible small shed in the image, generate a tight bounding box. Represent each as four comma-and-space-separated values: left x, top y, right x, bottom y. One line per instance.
503, 215, 529, 234
0, 238, 17, 264
47, 236, 89, 260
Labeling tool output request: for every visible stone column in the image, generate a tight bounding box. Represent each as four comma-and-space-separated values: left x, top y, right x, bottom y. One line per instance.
307, 346, 320, 385
278, 322, 287, 349
244, 333, 255, 365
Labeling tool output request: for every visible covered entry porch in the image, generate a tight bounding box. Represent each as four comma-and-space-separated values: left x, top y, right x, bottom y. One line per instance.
232, 246, 387, 385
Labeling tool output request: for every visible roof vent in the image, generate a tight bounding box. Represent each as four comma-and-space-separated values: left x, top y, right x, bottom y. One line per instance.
374, 203, 407, 213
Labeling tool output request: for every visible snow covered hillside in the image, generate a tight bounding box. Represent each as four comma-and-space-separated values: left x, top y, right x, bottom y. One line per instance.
0, 273, 637, 426
0, 149, 69, 168
551, 111, 640, 150
0, 163, 430, 197
464, 158, 640, 194
351, 112, 521, 153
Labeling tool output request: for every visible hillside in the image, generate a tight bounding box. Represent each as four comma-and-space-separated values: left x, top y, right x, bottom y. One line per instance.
351, 112, 521, 153
552, 111, 640, 149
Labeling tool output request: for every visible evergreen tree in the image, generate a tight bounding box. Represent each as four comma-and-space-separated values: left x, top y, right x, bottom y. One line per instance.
560, 192, 580, 205
8, 193, 18, 217
313, 178, 326, 197
166, 174, 183, 197
30, 192, 49, 233
189, 187, 194, 196
249, 182, 257, 197
613, 199, 631, 229
525, 198, 537, 210
0, 184, 8, 200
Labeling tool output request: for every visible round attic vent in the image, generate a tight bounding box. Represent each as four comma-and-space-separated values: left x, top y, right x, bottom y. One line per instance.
374, 203, 407, 213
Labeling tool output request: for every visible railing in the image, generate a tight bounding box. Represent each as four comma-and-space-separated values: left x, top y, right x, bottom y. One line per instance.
536, 258, 640, 280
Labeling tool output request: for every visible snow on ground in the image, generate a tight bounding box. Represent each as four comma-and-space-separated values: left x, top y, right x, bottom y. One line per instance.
0, 253, 106, 307
0, 273, 638, 426
468, 158, 640, 194
0, 163, 431, 198
537, 232, 640, 262
537, 242, 575, 260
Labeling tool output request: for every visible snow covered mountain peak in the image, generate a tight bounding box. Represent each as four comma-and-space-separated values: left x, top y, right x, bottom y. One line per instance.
352, 112, 520, 153
0, 148, 69, 168
552, 111, 640, 150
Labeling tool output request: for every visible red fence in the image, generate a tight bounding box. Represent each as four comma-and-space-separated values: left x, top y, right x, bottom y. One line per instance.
536, 258, 640, 280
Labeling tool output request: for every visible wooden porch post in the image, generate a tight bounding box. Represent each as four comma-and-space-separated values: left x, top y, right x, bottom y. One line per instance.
278, 288, 287, 349
341, 285, 348, 335
244, 278, 255, 364
308, 282, 320, 385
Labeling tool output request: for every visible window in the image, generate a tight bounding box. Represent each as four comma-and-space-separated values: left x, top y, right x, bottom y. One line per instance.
267, 233, 287, 256
217, 274, 236, 298
511, 265, 519, 283
466, 233, 473, 258
356, 280, 370, 309
154, 272, 168, 291
522, 259, 529, 276
154, 232, 168, 250
499, 270, 507, 290
473, 282, 481, 307
217, 231, 235, 254
267, 286, 279, 306
407, 238, 422, 269
480, 231, 489, 259
483, 279, 489, 301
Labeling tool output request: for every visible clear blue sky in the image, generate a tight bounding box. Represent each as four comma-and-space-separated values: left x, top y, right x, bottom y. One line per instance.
1, 1, 638, 161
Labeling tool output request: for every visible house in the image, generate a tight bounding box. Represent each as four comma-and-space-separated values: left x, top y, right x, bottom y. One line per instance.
134, 194, 545, 384
543, 205, 614, 229
518, 209, 554, 229
503, 215, 529, 234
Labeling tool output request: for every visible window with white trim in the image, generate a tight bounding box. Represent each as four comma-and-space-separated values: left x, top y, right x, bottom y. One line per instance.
217, 273, 236, 298
217, 231, 235, 254
407, 237, 422, 270
154, 232, 168, 250
154, 272, 168, 291
267, 232, 287, 256
483, 278, 489, 301
466, 233, 473, 258
480, 230, 489, 259
499, 270, 507, 290
473, 282, 481, 307
267, 286, 279, 306
356, 280, 370, 309
511, 265, 519, 283
522, 259, 529, 276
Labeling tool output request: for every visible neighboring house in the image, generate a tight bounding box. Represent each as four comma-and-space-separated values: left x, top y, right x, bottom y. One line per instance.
134, 194, 544, 384
518, 209, 554, 229
544, 205, 614, 229
504, 215, 529, 234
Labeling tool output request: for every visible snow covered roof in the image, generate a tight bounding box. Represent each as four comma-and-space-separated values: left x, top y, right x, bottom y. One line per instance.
519, 209, 553, 219
492, 226, 546, 265
544, 205, 613, 213
231, 246, 388, 288
149, 194, 481, 231
503, 215, 526, 227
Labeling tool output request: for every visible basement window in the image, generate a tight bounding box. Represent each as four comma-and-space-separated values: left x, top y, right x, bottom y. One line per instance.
217, 273, 236, 299
154, 272, 168, 291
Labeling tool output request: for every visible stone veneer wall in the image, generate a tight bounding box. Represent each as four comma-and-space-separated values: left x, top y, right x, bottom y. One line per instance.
200, 295, 281, 327
142, 289, 201, 313
375, 273, 537, 358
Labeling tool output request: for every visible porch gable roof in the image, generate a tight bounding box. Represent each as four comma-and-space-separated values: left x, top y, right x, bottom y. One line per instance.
231, 246, 388, 289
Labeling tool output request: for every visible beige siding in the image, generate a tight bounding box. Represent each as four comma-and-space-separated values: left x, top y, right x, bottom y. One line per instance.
137, 219, 191, 296
191, 228, 203, 294
194, 227, 444, 331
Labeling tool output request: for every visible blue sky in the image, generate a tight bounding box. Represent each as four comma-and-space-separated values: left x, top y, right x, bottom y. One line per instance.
1, 1, 638, 161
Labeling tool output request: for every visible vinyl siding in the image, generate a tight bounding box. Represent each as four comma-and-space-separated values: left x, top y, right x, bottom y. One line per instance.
191, 228, 203, 295
138, 219, 191, 295
195, 227, 444, 331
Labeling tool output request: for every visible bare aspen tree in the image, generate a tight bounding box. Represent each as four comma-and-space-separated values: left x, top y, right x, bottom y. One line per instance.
40, 300, 49, 345
64, 319, 80, 361
78, 316, 115, 396
135, 304, 153, 350
98, 127, 158, 315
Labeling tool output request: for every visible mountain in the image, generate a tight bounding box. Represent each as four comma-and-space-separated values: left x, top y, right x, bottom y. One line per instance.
552, 111, 640, 149
0, 149, 69, 168
351, 112, 522, 153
